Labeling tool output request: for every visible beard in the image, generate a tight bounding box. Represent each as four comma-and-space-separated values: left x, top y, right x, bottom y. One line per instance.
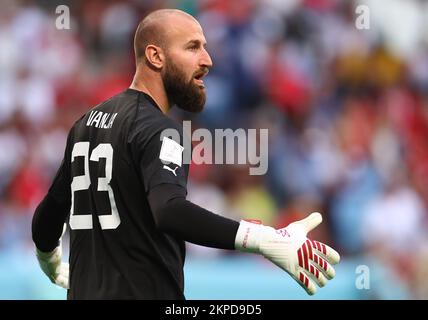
161, 59, 206, 113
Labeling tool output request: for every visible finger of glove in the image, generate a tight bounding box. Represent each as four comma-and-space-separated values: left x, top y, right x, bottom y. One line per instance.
309, 240, 340, 265
311, 253, 335, 279
294, 271, 317, 295
55, 264, 69, 289
58, 263, 69, 278
297, 241, 327, 287
55, 274, 69, 289
298, 212, 322, 234
303, 263, 328, 288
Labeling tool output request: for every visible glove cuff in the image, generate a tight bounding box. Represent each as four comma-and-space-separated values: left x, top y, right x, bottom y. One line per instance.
235, 220, 269, 253
36, 246, 60, 260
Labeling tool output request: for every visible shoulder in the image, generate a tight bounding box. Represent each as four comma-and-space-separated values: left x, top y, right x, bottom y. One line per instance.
128, 101, 183, 147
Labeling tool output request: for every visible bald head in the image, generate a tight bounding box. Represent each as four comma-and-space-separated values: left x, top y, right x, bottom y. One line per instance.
134, 9, 199, 64
131, 9, 212, 114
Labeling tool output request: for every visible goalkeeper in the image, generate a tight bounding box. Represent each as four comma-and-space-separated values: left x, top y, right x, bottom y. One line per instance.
32, 9, 339, 299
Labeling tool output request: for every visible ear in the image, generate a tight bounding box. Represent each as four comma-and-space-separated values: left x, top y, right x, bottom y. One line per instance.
145, 44, 164, 69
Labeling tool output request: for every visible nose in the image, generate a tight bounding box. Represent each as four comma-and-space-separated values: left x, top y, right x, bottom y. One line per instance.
200, 48, 213, 69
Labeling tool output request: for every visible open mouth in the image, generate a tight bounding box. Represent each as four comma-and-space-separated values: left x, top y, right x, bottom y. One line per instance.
193, 70, 208, 88
194, 78, 205, 88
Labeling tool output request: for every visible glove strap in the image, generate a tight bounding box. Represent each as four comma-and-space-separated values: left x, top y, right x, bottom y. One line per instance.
235, 220, 264, 253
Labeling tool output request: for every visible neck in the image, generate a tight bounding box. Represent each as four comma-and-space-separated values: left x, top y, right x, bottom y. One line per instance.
129, 68, 171, 114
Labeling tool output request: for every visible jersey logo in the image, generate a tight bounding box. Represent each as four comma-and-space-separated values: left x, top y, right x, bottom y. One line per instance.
163, 164, 179, 176
159, 137, 184, 166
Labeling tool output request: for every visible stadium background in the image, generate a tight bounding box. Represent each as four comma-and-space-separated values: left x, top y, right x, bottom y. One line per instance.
0, 0, 427, 299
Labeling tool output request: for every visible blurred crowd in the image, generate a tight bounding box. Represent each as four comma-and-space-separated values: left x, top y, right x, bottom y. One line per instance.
1, 0, 428, 299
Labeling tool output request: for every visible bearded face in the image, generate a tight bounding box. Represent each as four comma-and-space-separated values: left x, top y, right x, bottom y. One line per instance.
161, 54, 208, 113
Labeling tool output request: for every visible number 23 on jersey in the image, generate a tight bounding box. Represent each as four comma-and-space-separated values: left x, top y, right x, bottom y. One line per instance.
69, 142, 120, 230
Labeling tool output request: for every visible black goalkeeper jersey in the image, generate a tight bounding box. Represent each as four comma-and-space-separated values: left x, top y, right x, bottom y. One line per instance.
49, 88, 189, 299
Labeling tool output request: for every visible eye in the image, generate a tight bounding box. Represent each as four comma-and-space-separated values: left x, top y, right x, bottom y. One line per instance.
188, 45, 198, 51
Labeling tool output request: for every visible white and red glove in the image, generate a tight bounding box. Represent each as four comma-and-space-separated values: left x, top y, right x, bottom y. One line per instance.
235, 212, 340, 295
36, 224, 69, 289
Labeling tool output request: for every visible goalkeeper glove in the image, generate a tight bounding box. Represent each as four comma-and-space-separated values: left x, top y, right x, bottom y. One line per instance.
235, 212, 340, 295
36, 224, 69, 289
